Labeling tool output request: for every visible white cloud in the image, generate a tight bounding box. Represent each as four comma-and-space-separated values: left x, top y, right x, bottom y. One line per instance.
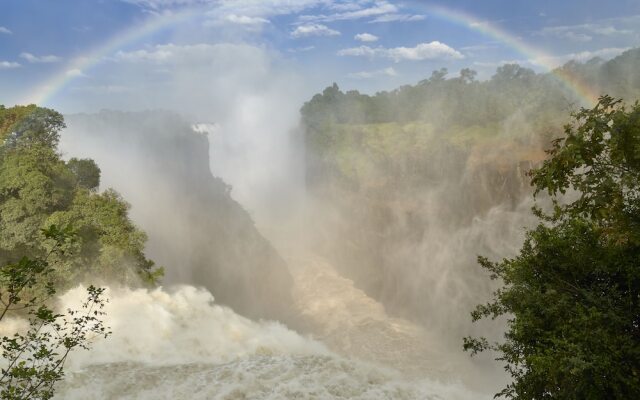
562, 31, 593, 42
287, 45, 315, 52
469, 21, 490, 29
531, 47, 631, 68
120, 0, 424, 27
0, 26, 11, 34
120, 0, 211, 9
354, 33, 378, 42
300, 1, 397, 22
348, 67, 397, 79
72, 85, 134, 94
338, 46, 376, 57
112, 43, 274, 69
223, 14, 269, 25
538, 26, 592, 42
215, 0, 327, 17
328, 2, 362, 12
590, 26, 633, 35
203, 13, 270, 30
369, 14, 425, 23
338, 41, 464, 62
114, 47, 174, 62
20, 52, 62, 63
291, 23, 340, 38
0, 61, 20, 69
124, 0, 326, 17
538, 22, 633, 42
66, 69, 87, 77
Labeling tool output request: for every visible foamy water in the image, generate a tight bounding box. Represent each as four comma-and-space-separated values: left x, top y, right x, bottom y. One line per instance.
54, 285, 486, 400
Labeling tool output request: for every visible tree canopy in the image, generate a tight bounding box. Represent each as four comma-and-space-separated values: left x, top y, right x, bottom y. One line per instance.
0, 105, 162, 288
464, 96, 640, 399
301, 49, 640, 134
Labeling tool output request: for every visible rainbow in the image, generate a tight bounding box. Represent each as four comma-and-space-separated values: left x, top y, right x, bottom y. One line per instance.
410, 3, 601, 106
22, 3, 601, 107
20, 8, 200, 106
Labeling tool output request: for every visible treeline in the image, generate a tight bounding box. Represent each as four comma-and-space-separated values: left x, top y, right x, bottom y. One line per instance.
0, 105, 162, 289
302, 48, 640, 131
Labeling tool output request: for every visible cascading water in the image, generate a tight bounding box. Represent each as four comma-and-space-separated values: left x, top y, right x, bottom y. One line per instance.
54, 286, 483, 400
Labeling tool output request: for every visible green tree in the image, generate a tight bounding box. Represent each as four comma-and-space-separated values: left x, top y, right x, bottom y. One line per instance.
66, 158, 100, 191
0, 105, 162, 286
0, 225, 110, 400
1, 107, 64, 150
464, 96, 640, 399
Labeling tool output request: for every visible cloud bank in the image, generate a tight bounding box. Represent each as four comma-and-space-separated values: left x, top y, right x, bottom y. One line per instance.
338, 41, 464, 62
354, 33, 378, 42
291, 24, 340, 38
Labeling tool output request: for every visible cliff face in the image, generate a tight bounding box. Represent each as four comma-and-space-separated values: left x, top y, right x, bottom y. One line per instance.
301, 120, 547, 334
60, 111, 292, 321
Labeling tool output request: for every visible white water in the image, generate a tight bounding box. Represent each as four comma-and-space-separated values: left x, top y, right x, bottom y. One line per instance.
55, 285, 485, 400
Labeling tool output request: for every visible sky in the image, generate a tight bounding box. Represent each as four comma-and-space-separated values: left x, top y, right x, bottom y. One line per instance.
0, 0, 639, 115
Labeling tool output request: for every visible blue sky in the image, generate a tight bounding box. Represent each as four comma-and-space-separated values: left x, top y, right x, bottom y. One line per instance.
1, 0, 639, 115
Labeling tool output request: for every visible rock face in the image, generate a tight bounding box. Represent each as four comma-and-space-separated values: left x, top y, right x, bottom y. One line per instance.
300, 119, 543, 335
60, 110, 292, 321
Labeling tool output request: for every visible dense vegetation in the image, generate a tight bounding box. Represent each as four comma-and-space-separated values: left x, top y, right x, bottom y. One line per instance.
465, 96, 640, 398
302, 49, 640, 129
0, 105, 162, 288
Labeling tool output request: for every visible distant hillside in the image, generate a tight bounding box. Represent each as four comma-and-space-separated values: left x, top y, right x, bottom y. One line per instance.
61, 111, 293, 321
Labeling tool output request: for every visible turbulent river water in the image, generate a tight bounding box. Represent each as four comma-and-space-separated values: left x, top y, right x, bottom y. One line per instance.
52, 253, 497, 399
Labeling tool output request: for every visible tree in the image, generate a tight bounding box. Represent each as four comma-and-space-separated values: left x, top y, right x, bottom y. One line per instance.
429, 67, 448, 82
459, 68, 478, 84
0, 225, 110, 400
464, 96, 640, 399
66, 158, 100, 191
0, 105, 162, 286
491, 64, 536, 84
1, 107, 64, 150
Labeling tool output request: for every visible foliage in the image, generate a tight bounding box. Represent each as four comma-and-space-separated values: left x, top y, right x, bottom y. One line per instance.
464, 97, 640, 399
531, 96, 640, 244
0, 105, 162, 287
66, 158, 100, 191
0, 225, 110, 400
0, 106, 64, 151
301, 49, 640, 160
